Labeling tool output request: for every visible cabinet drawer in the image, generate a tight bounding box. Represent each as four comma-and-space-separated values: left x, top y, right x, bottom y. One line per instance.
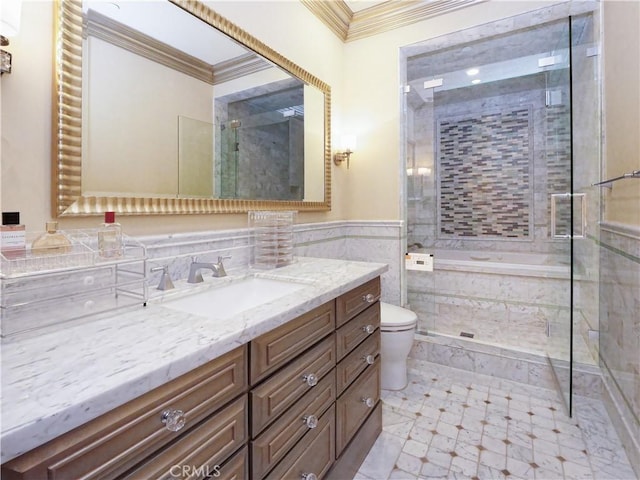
336, 302, 380, 361
251, 334, 336, 435
2, 346, 248, 480
216, 446, 248, 480
336, 361, 380, 456
252, 370, 336, 479
336, 331, 380, 396
251, 300, 335, 384
121, 396, 247, 480
264, 405, 335, 480
336, 277, 380, 327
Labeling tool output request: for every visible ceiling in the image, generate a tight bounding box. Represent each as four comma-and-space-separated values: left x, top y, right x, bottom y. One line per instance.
301, 0, 488, 42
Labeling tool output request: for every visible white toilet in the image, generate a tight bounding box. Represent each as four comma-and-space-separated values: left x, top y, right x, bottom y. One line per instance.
380, 302, 418, 390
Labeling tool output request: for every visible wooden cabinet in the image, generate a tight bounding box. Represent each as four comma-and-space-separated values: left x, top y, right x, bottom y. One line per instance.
250, 277, 382, 480
1, 345, 248, 480
336, 301, 380, 360
251, 334, 336, 434
251, 371, 336, 479
2, 276, 383, 480
336, 277, 381, 327
263, 406, 336, 480
336, 361, 381, 455
121, 396, 248, 480
336, 331, 380, 395
250, 301, 335, 384
328, 277, 382, 480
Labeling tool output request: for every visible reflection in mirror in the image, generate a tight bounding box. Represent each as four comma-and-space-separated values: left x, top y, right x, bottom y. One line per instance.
215, 78, 305, 201
53, 0, 331, 216
178, 116, 214, 198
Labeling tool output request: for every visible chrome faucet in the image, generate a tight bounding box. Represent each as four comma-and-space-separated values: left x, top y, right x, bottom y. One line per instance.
187, 256, 231, 283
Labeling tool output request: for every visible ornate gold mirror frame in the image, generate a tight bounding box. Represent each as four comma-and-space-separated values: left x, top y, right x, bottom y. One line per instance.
52, 0, 331, 216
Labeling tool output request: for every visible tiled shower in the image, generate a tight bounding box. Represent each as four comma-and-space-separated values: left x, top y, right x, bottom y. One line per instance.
402, 4, 601, 408
401, 2, 639, 473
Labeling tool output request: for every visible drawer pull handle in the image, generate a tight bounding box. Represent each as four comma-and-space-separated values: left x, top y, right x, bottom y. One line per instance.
302, 373, 318, 387
362, 293, 375, 303
363, 354, 375, 365
161, 409, 186, 432
361, 397, 375, 408
303, 414, 318, 429
302, 474, 317, 480
362, 324, 375, 334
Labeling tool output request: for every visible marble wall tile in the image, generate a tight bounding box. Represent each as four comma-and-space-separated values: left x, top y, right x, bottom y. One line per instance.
3, 221, 403, 337
409, 335, 601, 401
598, 223, 640, 477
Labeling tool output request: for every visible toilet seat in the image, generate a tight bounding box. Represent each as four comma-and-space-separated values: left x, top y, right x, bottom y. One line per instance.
380, 302, 417, 332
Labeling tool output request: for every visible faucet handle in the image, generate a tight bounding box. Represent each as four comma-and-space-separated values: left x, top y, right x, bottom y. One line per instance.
216, 255, 231, 277
150, 265, 175, 291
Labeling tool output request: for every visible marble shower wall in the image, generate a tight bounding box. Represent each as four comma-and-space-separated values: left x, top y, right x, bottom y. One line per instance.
408, 76, 571, 257
598, 223, 640, 475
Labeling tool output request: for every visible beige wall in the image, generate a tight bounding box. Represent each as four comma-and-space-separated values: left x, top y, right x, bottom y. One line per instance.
602, 1, 640, 227
341, 1, 560, 220
1, 0, 587, 236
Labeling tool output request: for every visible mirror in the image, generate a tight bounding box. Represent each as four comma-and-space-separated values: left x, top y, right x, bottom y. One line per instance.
52, 0, 331, 216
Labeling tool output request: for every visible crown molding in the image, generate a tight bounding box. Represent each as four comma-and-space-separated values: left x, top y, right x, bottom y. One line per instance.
301, 0, 488, 42
300, 0, 353, 40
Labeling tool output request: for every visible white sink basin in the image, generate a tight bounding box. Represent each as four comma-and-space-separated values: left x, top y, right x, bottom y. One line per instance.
161, 277, 307, 319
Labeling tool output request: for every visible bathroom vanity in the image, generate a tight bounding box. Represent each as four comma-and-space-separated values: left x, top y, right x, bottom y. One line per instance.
0, 258, 386, 479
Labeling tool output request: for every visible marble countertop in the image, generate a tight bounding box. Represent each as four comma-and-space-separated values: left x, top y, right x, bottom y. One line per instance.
0, 257, 387, 463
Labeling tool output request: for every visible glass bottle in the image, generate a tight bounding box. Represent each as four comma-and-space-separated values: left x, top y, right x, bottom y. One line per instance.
98, 212, 123, 259
31, 221, 72, 255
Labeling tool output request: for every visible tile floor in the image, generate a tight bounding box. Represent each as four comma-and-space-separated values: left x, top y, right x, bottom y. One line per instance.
356, 360, 637, 480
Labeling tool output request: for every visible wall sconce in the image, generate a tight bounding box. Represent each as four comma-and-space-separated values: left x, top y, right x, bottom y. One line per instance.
334, 135, 356, 169
0, 0, 23, 75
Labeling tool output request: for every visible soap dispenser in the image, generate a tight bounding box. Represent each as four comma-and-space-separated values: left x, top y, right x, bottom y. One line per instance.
98, 211, 123, 259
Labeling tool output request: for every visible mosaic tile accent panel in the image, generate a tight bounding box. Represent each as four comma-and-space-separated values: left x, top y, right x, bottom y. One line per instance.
545, 103, 572, 237
437, 107, 532, 238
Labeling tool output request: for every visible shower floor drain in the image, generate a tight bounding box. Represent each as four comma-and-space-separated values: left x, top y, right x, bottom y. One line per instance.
460, 331, 475, 338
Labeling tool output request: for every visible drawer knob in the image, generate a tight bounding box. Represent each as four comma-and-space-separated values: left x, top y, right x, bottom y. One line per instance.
361, 397, 375, 408
302, 373, 318, 387
302, 474, 317, 480
362, 293, 375, 303
303, 414, 318, 429
363, 354, 375, 365
161, 409, 186, 432
362, 324, 375, 334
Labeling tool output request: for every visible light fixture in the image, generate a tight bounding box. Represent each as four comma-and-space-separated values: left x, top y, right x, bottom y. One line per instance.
466, 68, 479, 76
334, 135, 356, 168
471, 79, 481, 85
0, 0, 22, 74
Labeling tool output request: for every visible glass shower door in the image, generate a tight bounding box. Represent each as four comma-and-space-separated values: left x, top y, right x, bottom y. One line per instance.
545, 18, 574, 415
548, 13, 599, 416
402, 12, 602, 416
